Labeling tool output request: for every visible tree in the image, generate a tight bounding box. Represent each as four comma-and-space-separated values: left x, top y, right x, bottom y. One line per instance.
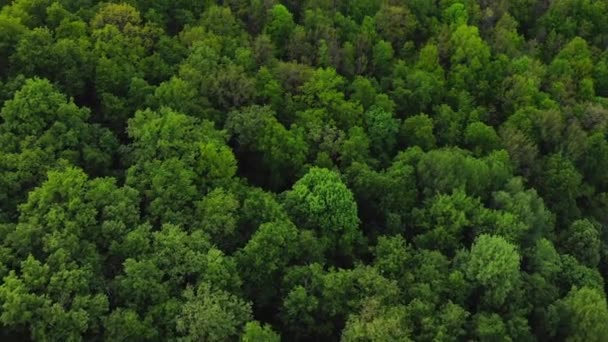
374, 5, 417, 53
466, 234, 521, 308
499, 126, 539, 177
433, 104, 469, 146
0, 167, 139, 340
0, 78, 116, 219
579, 132, 608, 189
413, 189, 487, 256
281, 264, 401, 340
442, 3, 469, 27
401, 114, 436, 151
241, 321, 281, 342
199, 5, 245, 38
231, 186, 290, 247
546, 37, 595, 103
111, 221, 244, 337
473, 313, 510, 341
341, 298, 412, 341
391, 44, 445, 114
373, 235, 413, 282
0, 13, 26, 74
549, 287, 608, 342
346, 155, 418, 236
349, 76, 377, 110
237, 220, 319, 309
464, 121, 500, 156
176, 282, 252, 342
403, 299, 470, 342
296, 67, 363, 131
538, 153, 582, 224
225, 105, 307, 190
194, 188, 240, 249
540, 0, 608, 57
372, 39, 393, 76
153, 77, 207, 119
177, 24, 254, 117
104, 308, 158, 341
91, 3, 141, 30
207, 63, 256, 113
529, 239, 562, 281
125, 107, 236, 227
363, 106, 400, 162
560, 219, 601, 268
90, 3, 160, 132
415, 148, 510, 199
112, 258, 171, 322
448, 24, 491, 99
265, 4, 295, 56
492, 178, 554, 248
500, 57, 549, 116
283, 168, 361, 258
491, 13, 524, 58
558, 255, 605, 295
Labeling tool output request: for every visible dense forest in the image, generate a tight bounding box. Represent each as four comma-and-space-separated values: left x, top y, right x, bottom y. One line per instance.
2, 0, 608, 340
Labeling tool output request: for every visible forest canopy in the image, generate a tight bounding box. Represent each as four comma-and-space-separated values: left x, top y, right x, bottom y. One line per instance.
1, 0, 608, 340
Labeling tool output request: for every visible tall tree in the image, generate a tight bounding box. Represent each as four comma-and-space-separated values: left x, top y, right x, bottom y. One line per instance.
283, 167, 362, 259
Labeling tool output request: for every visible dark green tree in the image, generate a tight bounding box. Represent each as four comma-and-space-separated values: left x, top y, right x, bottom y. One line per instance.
0, 78, 116, 219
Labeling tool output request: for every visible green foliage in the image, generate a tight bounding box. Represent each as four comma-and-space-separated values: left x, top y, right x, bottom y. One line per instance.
346, 156, 418, 235
349, 76, 377, 110
374, 4, 417, 52
91, 3, 141, 30
241, 321, 281, 342
492, 13, 524, 57
266, 4, 295, 55
0, 13, 26, 74
237, 220, 320, 308
416, 148, 510, 199
363, 106, 400, 161
281, 264, 400, 340
401, 114, 436, 151
473, 312, 510, 341
283, 167, 362, 257
549, 287, 608, 342
389, 45, 445, 114
125, 107, 236, 226
413, 189, 486, 255
547, 37, 595, 102
372, 39, 393, 76
448, 24, 491, 97
2, 1, 608, 340
538, 153, 583, 223
341, 298, 412, 341
464, 121, 500, 156
0, 167, 137, 340
560, 219, 601, 268
492, 178, 554, 247
0, 78, 116, 219
466, 234, 521, 308
176, 282, 252, 341
226, 105, 307, 190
